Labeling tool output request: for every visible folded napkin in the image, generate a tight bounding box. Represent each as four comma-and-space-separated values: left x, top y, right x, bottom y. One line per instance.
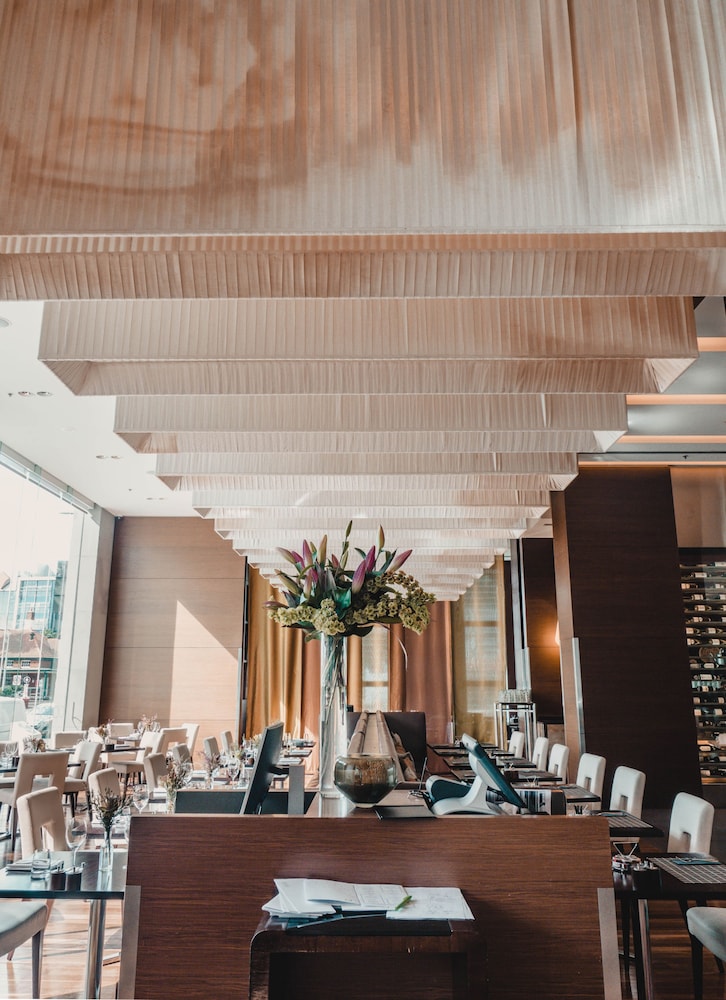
5, 859, 64, 873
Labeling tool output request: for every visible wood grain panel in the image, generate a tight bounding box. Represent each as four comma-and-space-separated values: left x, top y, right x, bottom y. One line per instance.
552, 467, 701, 807
121, 814, 616, 1000
105, 589, 245, 648
100, 518, 244, 741
110, 517, 248, 575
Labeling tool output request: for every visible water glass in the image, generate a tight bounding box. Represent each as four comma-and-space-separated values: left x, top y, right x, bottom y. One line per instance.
31, 848, 52, 880
133, 784, 149, 812
227, 757, 241, 786
65, 813, 88, 870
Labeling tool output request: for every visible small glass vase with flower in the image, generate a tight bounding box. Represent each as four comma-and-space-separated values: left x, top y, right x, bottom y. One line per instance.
201, 751, 221, 790
89, 787, 133, 871
162, 758, 190, 812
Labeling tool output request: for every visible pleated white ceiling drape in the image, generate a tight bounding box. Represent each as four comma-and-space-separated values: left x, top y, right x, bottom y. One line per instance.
1, 1, 720, 598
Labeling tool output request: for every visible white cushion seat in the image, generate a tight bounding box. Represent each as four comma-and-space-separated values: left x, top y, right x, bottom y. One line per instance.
687, 907, 726, 961
0, 899, 47, 998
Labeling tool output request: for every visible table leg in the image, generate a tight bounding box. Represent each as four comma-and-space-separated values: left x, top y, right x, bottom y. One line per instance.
631, 898, 654, 1000
85, 898, 107, 999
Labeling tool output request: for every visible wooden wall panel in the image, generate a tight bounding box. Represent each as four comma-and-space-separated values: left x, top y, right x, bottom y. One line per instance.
101, 518, 246, 748
122, 813, 617, 1000
552, 467, 701, 808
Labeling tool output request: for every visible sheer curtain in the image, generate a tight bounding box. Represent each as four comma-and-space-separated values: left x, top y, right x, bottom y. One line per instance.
451, 557, 508, 744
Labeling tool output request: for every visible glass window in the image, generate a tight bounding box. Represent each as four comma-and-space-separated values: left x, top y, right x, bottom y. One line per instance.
452, 560, 508, 744
361, 625, 390, 711
0, 456, 84, 741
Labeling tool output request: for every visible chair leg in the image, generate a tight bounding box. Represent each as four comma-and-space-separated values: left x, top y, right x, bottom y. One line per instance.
689, 932, 704, 1000
31, 927, 44, 1000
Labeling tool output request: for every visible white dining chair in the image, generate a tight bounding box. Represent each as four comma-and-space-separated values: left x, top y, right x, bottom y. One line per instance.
532, 736, 549, 771
0, 900, 47, 998
182, 723, 199, 756
574, 752, 606, 802
16, 786, 67, 857
548, 743, 570, 781
609, 765, 646, 817
50, 730, 84, 750
63, 739, 102, 813
507, 731, 525, 758
609, 766, 646, 977
106, 730, 159, 794
686, 906, 726, 1000
144, 753, 168, 795
155, 727, 188, 757
88, 767, 122, 804
107, 723, 134, 740
0, 751, 70, 851
668, 790, 719, 976
667, 792, 714, 854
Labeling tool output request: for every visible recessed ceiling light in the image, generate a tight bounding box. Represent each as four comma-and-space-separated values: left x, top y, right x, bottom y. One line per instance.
0, 317, 9, 328
36, 391, 53, 397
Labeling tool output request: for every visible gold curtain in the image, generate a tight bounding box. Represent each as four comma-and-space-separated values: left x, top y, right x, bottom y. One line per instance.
246, 568, 364, 741
386, 603, 453, 746
247, 567, 453, 747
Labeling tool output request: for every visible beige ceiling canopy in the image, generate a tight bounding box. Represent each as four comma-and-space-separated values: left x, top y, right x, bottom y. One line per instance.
2, 0, 724, 598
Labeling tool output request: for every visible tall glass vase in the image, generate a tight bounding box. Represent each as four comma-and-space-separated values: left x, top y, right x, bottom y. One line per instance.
319, 634, 348, 798
99, 827, 113, 871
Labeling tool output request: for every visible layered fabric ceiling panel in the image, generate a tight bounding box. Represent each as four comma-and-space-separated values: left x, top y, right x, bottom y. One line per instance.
1, 0, 721, 595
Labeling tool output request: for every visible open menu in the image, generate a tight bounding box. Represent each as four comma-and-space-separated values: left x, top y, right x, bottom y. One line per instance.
262, 878, 473, 921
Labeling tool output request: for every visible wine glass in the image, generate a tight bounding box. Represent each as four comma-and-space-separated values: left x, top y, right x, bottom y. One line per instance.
65, 812, 87, 870
227, 756, 241, 787
132, 784, 149, 813
119, 806, 132, 845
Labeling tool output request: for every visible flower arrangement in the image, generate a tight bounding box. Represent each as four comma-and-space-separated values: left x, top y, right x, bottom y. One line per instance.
162, 758, 189, 797
265, 522, 435, 640
137, 713, 158, 735
96, 719, 113, 742
23, 735, 46, 753
202, 750, 221, 781
90, 787, 132, 834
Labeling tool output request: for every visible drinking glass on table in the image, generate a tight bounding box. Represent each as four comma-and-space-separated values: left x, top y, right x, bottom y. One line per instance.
31, 848, 52, 880
227, 756, 241, 786
5, 741, 18, 762
66, 812, 88, 870
132, 784, 149, 813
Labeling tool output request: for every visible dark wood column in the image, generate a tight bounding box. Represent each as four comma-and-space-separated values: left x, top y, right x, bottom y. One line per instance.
516, 538, 563, 726
551, 466, 700, 808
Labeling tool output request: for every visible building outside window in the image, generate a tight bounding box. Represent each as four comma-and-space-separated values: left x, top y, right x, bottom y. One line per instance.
0, 452, 88, 739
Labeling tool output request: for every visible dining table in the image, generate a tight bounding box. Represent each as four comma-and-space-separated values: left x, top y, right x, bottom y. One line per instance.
0, 848, 126, 999
614, 851, 726, 1000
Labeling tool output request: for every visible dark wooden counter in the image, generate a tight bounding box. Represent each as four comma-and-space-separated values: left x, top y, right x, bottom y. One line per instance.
119, 812, 618, 1000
